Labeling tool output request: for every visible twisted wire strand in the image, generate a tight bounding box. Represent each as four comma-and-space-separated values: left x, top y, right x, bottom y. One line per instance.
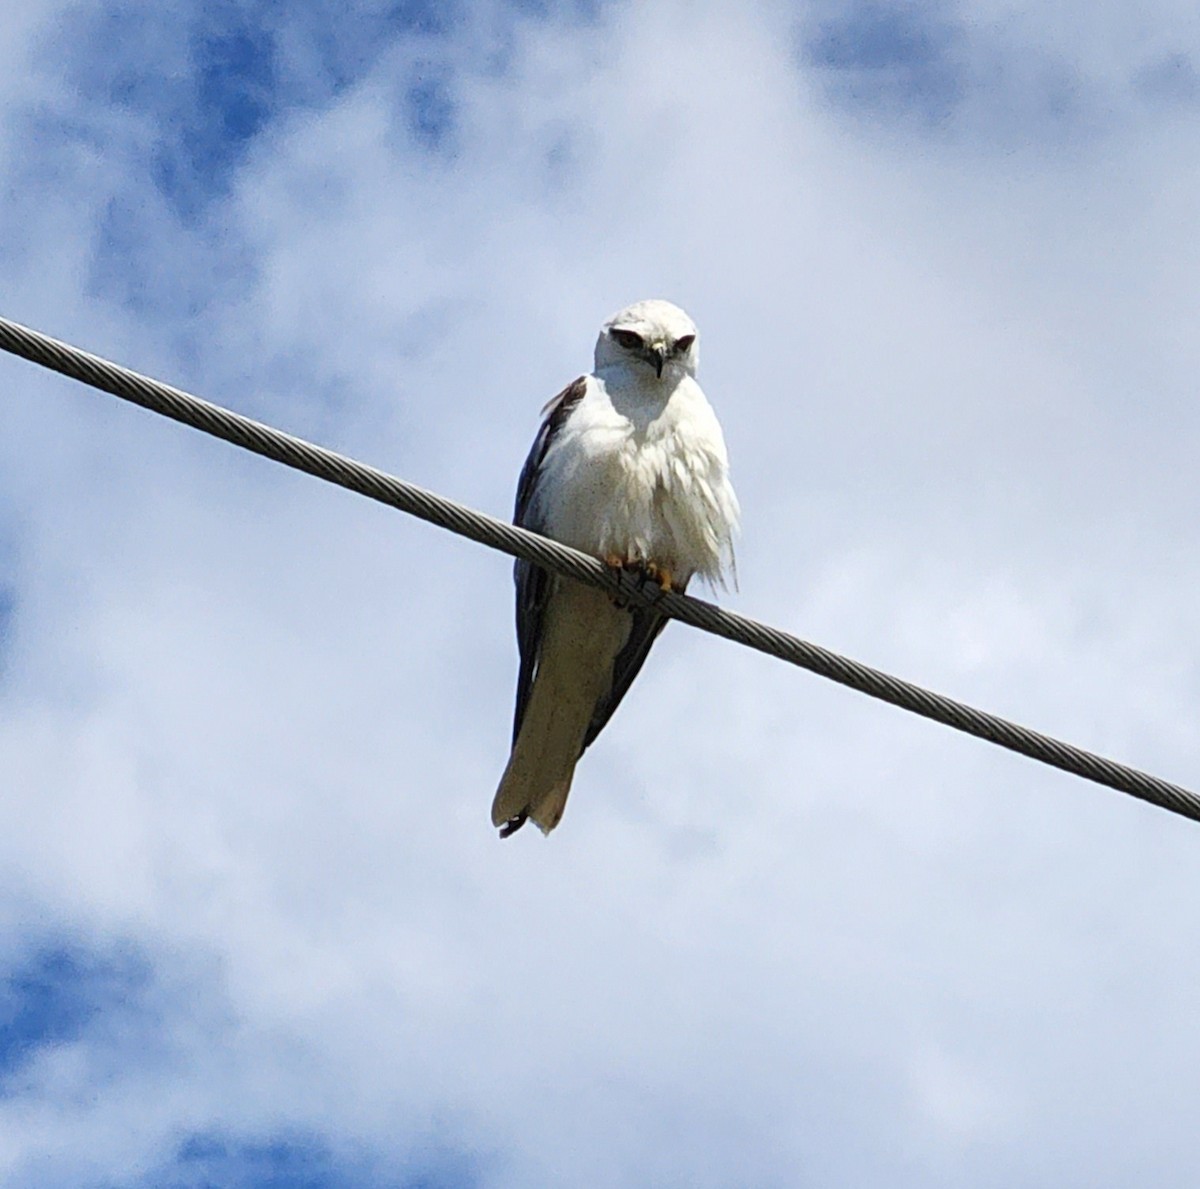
2, 313, 1197, 825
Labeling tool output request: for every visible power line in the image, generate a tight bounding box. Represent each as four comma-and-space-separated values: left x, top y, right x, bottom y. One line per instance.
2, 311, 1197, 827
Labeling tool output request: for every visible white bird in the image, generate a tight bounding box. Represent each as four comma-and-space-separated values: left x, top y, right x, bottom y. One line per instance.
493, 299, 739, 837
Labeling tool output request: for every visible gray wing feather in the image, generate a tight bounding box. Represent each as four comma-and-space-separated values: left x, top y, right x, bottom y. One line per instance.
512, 377, 588, 744
580, 597, 680, 752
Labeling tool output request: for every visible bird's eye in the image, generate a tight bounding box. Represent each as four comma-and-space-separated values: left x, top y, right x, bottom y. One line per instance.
675, 334, 695, 353
611, 328, 644, 351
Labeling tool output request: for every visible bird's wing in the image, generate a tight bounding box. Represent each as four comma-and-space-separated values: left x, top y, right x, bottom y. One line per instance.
580, 590, 683, 752
512, 375, 589, 745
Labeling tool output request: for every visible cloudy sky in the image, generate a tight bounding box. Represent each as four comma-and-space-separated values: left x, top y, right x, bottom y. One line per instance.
2, 0, 1200, 1185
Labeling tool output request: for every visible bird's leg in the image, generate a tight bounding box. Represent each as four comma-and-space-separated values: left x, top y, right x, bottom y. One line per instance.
604, 554, 662, 609
603, 555, 675, 607
641, 562, 674, 592
603, 553, 636, 609
633, 561, 676, 607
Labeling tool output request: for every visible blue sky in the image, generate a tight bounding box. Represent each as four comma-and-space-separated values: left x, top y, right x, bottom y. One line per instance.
2, 1, 1200, 1185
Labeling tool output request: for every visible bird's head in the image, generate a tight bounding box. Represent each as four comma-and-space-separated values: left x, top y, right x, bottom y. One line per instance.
594, 299, 699, 383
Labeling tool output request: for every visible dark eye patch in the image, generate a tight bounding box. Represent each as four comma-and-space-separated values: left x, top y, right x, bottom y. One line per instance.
675, 334, 696, 353
611, 328, 644, 351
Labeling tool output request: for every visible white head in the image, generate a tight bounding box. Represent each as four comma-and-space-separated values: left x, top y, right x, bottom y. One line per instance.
594, 299, 699, 382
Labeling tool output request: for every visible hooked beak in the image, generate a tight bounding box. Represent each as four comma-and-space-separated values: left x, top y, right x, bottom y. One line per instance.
650, 341, 667, 378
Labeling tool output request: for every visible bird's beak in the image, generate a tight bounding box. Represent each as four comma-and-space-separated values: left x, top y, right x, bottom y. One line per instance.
650, 342, 666, 378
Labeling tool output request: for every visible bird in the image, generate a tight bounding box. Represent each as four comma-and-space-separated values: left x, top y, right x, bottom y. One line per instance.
492, 299, 739, 837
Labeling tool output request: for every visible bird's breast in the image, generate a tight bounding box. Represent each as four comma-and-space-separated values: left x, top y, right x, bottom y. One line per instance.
536, 384, 736, 585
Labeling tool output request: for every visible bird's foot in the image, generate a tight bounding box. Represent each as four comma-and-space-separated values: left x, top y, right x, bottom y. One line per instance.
642, 562, 674, 592
604, 555, 674, 607
604, 554, 636, 608
499, 810, 528, 839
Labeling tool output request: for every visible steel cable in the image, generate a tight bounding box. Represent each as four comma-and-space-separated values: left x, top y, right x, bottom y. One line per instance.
2, 313, 1197, 825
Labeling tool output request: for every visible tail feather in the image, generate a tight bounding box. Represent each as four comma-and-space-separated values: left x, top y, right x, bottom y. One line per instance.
492, 735, 577, 837
492, 581, 632, 836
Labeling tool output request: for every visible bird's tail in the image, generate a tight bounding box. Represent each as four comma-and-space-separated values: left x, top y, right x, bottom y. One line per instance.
492, 739, 577, 836
492, 581, 631, 836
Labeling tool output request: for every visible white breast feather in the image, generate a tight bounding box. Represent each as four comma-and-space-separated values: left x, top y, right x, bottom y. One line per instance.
534, 375, 739, 587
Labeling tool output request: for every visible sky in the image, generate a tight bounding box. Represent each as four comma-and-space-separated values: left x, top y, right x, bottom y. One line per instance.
1, 0, 1200, 1185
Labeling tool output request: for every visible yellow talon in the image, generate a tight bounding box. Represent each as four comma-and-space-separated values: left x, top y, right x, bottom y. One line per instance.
601, 556, 675, 598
